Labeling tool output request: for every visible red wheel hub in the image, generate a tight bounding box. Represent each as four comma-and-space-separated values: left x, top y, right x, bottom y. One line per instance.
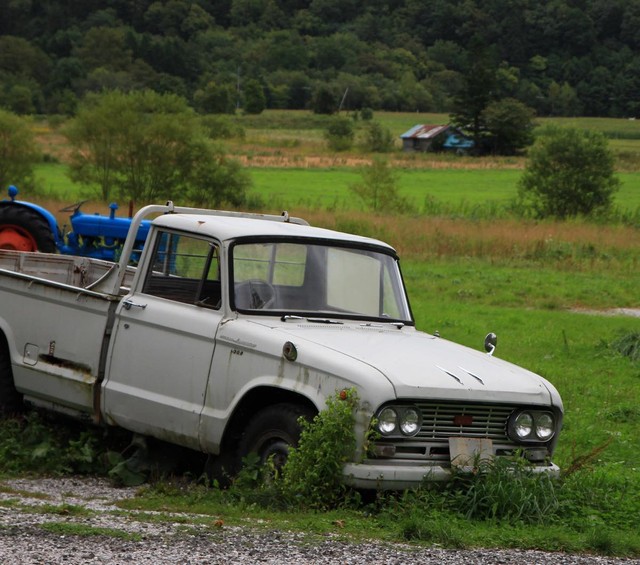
0, 225, 38, 252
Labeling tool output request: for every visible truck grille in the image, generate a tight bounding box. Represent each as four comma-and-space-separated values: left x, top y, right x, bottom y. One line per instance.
370, 402, 552, 463
415, 401, 514, 443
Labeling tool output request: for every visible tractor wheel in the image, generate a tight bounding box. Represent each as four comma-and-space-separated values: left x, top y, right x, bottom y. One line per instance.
0, 206, 57, 253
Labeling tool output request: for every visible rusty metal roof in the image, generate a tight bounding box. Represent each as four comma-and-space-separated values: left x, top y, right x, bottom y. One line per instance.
400, 124, 450, 139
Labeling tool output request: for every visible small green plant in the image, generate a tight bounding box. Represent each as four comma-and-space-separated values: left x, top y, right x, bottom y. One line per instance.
0, 412, 124, 477
281, 388, 360, 509
612, 331, 640, 363
324, 116, 354, 151
360, 121, 394, 152
349, 158, 412, 213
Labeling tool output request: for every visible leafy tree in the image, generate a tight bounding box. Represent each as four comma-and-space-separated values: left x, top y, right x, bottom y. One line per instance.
0, 110, 40, 191
0, 36, 52, 85
548, 81, 582, 117
312, 84, 338, 114
74, 27, 133, 72
65, 90, 250, 206
193, 81, 236, 114
360, 121, 394, 153
449, 45, 498, 151
349, 158, 410, 213
243, 79, 266, 114
1, 84, 38, 115
518, 126, 620, 219
186, 147, 252, 207
481, 98, 535, 155
324, 115, 354, 151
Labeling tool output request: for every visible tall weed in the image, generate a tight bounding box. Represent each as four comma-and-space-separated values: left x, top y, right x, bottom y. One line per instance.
443, 457, 560, 524
612, 332, 640, 363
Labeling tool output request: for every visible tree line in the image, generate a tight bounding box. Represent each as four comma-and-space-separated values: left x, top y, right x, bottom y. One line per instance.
2, 0, 640, 118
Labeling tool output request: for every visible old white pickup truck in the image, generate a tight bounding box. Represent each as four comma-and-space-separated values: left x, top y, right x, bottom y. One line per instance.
0, 202, 563, 488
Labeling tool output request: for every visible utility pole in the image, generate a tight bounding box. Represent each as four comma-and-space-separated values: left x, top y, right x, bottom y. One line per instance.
338, 87, 349, 112
236, 66, 241, 111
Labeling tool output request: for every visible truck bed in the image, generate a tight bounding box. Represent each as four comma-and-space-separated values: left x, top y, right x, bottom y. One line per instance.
0, 250, 135, 420
0, 250, 135, 291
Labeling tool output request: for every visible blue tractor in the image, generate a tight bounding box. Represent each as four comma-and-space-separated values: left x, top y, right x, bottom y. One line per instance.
0, 185, 151, 261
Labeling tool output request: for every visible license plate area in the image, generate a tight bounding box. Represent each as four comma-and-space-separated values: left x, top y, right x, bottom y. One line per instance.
449, 437, 493, 470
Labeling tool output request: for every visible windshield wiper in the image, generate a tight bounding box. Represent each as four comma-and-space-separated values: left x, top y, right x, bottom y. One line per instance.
360, 321, 405, 329
307, 317, 344, 324
281, 315, 343, 325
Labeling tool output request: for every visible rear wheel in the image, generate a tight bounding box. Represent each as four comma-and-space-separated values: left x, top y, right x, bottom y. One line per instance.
0, 206, 56, 253
0, 336, 23, 417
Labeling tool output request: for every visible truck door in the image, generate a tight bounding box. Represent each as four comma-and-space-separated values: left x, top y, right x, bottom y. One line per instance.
103, 231, 223, 450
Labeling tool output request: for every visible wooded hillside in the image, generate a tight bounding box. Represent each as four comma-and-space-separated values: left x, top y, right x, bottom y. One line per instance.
2, 0, 639, 118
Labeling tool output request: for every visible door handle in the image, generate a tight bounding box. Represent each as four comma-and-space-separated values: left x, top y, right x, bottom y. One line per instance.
123, 299, 147, 310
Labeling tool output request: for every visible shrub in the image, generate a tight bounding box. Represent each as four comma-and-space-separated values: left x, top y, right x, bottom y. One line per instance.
325, 116, 354, 151
281, 389, 359, 509
518, 126, 620, 219
349, 158, 412, 213
360, 121, 394, 152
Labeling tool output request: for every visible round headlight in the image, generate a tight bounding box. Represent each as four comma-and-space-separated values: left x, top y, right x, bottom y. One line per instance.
377, 407, 397, 435
514, 412, 533, 439
535, 413, 555, 440
400, 408, 420, 436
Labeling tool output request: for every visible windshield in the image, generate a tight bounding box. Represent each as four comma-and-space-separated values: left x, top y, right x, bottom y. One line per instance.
231, 240, 412, 323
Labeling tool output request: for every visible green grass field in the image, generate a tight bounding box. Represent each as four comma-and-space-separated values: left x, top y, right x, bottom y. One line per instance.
31, 163, 640, 214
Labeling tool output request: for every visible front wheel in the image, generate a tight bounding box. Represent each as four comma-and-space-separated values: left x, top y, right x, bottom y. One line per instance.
0, 206, 57, 253
237, 403, 314, 474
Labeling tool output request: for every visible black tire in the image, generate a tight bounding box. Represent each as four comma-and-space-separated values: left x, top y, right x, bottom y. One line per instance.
0, 205, 57, 253
237, 403, 315, 472
0, 336, 23, 417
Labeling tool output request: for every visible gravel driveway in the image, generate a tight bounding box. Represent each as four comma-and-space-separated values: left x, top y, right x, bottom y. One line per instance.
0, 477, 638, 565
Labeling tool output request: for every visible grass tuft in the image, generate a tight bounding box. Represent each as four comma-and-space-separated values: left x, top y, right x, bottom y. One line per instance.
612, 331, 640, 363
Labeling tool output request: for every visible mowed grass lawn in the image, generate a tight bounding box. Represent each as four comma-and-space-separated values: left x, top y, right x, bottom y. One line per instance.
33, 163, 640, 213
251, 168, 640, 212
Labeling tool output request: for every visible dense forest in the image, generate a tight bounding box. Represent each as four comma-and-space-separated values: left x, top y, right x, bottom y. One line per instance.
2, 0, 640, 117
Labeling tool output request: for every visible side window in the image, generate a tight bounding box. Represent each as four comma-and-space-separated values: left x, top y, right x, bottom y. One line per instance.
142, 231, 221, 309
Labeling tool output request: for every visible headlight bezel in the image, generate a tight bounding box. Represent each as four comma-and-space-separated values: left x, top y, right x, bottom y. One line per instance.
375, 404, 422, 438
508, 409, 557, 443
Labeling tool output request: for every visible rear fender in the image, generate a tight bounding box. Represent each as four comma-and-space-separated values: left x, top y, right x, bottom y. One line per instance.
0, 201, 61, 245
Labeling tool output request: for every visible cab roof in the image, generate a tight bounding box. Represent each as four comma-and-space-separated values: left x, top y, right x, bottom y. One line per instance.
151, 213, 396, 252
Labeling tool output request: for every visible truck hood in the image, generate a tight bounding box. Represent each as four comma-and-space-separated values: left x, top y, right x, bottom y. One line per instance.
263, 321, 558, 406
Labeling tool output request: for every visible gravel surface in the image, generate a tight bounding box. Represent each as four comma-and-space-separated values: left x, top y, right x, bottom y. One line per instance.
0, 477, 638, 565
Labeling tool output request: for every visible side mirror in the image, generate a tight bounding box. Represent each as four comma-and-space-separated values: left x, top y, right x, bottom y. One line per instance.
484, 332, 497, 356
